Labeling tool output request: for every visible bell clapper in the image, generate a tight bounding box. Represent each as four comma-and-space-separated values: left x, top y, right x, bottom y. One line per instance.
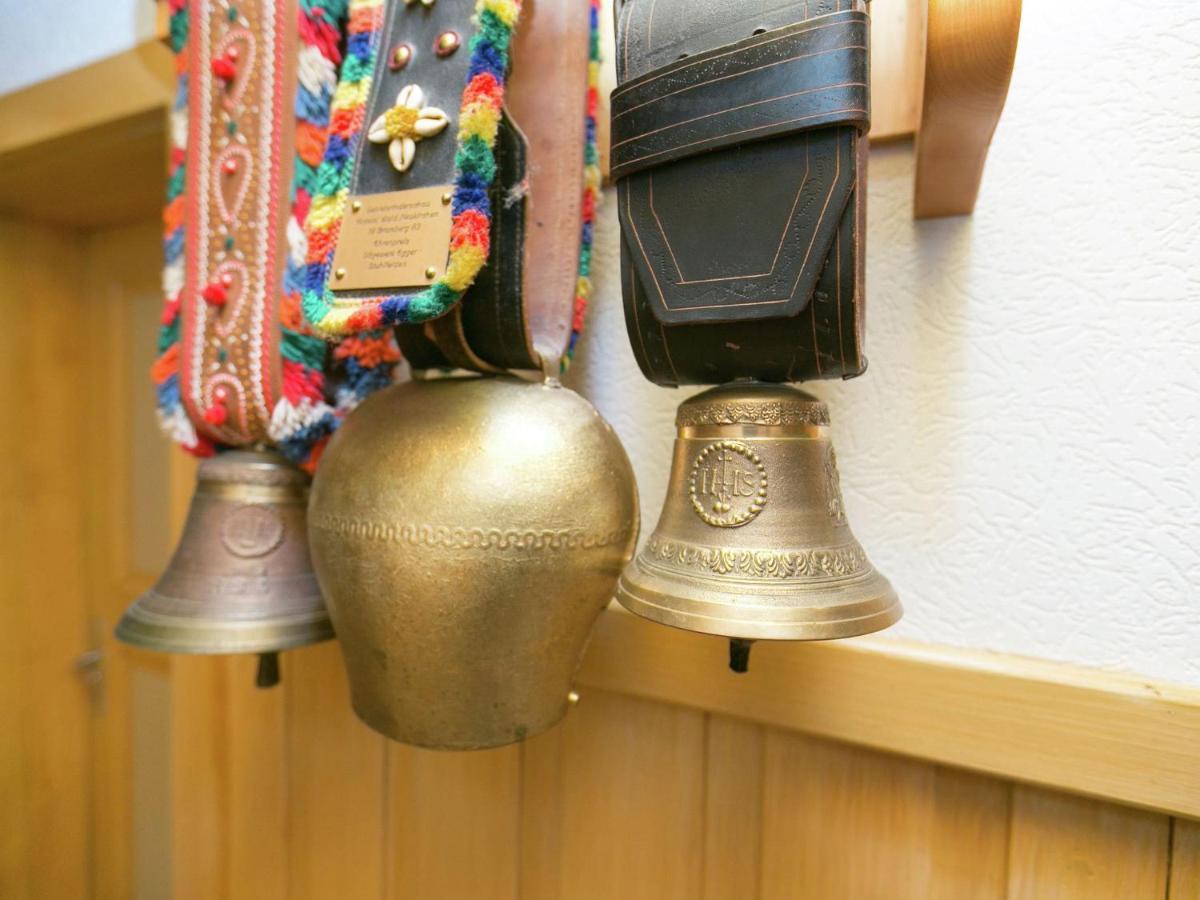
729, 638, 755, 674
256, 651, 281, 689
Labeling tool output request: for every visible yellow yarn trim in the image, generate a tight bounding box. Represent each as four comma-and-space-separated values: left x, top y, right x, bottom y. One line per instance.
333, 79, 370, 111
480, 0, 520, 28
443, 244, 488, 292
458, 105, 501, 144
308, 190, 349, 231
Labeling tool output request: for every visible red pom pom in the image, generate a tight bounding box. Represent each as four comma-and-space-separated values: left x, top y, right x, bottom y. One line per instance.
202, 282, 228, 306
211, 56, 238, 82
203, 404, 228, 426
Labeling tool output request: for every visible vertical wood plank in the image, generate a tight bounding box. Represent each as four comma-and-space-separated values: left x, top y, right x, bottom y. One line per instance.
519, 726, 566, 900
287, 641, 386, 900
930, 767, 1011, 900
83, 219, 166, 900
557, 690, 706, 899
1169, 818, 1200, 900
702, 716, 764, 900
1007, 786, 1170, 899
760, 730, 934, 899
171, 656, 231, 900
226, 655, 288, 900
387, 743, 521, 898
868, 0, 924, 138
0, 220, 91, 900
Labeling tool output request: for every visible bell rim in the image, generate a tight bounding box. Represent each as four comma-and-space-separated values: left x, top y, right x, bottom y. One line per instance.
114, 591, 334, 655
615, 559, 902, 642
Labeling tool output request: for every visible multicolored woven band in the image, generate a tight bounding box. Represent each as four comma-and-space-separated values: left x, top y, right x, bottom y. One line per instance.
301, 0, 521, 338
562, 0, 602, 374
153, 0, 399, 471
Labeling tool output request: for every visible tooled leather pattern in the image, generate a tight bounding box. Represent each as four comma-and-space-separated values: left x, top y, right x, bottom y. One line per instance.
614, 0, 868, 386
610, 11, 868, 179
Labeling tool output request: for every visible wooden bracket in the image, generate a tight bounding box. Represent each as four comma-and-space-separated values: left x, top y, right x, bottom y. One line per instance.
914, 0, 1023, 218
597, 0, 1021, 219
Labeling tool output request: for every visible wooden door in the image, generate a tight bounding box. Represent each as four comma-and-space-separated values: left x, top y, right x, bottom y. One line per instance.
0, 209, 184, 899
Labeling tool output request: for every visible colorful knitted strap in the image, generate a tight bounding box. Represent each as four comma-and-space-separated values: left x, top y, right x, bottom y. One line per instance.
561, 0, 602, 374
155, 0, 207, 455
153, 0, 399, 471
272, 0, 400, 471
301, 0, 521, 338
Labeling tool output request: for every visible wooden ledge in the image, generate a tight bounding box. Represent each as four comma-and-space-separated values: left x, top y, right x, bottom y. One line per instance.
578, 606, 1200, 819
914, 0, 1023, 217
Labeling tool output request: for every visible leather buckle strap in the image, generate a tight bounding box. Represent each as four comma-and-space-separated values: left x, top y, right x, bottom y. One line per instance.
610, 10, 868, 180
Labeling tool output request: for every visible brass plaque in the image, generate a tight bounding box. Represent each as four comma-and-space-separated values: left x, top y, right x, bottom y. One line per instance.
328, 185, 453, 291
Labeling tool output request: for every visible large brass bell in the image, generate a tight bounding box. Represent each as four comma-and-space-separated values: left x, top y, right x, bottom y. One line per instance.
308, 376, 639, 750
115, 450, 332, 676
616, 383, 900, 668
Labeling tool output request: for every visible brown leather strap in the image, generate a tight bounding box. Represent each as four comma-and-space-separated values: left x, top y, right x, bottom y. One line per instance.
504, 0, 592, 370
412, 0, 592, 374
426, 309, 505, 373
611, 11, 868, 180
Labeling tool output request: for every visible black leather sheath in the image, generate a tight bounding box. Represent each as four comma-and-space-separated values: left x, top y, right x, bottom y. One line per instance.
336, 0, 535, 371
613, 0, 870, 385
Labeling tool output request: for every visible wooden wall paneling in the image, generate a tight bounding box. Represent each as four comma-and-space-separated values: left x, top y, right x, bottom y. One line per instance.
1169, 818, 1200, 900
867, 0, 925, 140
286, 642, 386, 900
578, 608, 1200, 819
0, 219, 92, 899
555, 690, 707, 899
929, 767, 1010, 900
82, 220, 164, 900
388, 743, 522, 898
760, 731, 936, 899
758, 735, 1011, 900
1007, 786, 1170, 899
701, 716, 765, 900
226, 656, 288, 900
0, 223, 32, 898
171, 656, 232, 900
519, 726, 566, 900
171, 655, 288, 900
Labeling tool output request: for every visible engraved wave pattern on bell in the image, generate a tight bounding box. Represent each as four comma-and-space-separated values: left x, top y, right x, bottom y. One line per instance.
311, 514, 633, 551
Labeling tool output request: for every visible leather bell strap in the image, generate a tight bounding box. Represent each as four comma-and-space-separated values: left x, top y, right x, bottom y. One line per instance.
407, 0, 598, 375
610, 11, 868, 180
302, 0, 596, 377
153, 0, 399, 466
611, 0, 870, 386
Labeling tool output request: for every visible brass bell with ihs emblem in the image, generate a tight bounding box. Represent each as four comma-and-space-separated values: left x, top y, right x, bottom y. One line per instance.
616, 384, 900, 671
116, 451, 332, 685
609, 0, 899, 669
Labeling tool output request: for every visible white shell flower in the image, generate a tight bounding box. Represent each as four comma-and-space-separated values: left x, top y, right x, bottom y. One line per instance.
367, 85, 450, 173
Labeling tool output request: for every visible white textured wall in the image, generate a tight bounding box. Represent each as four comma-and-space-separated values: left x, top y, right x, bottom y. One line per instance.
0, 0, 151, 96
570, 0, 1200, 687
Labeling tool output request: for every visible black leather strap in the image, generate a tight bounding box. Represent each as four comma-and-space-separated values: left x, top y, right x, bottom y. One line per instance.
612, 0, 869, 387
611, 11, 868, 179
316, 0, 538, 373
